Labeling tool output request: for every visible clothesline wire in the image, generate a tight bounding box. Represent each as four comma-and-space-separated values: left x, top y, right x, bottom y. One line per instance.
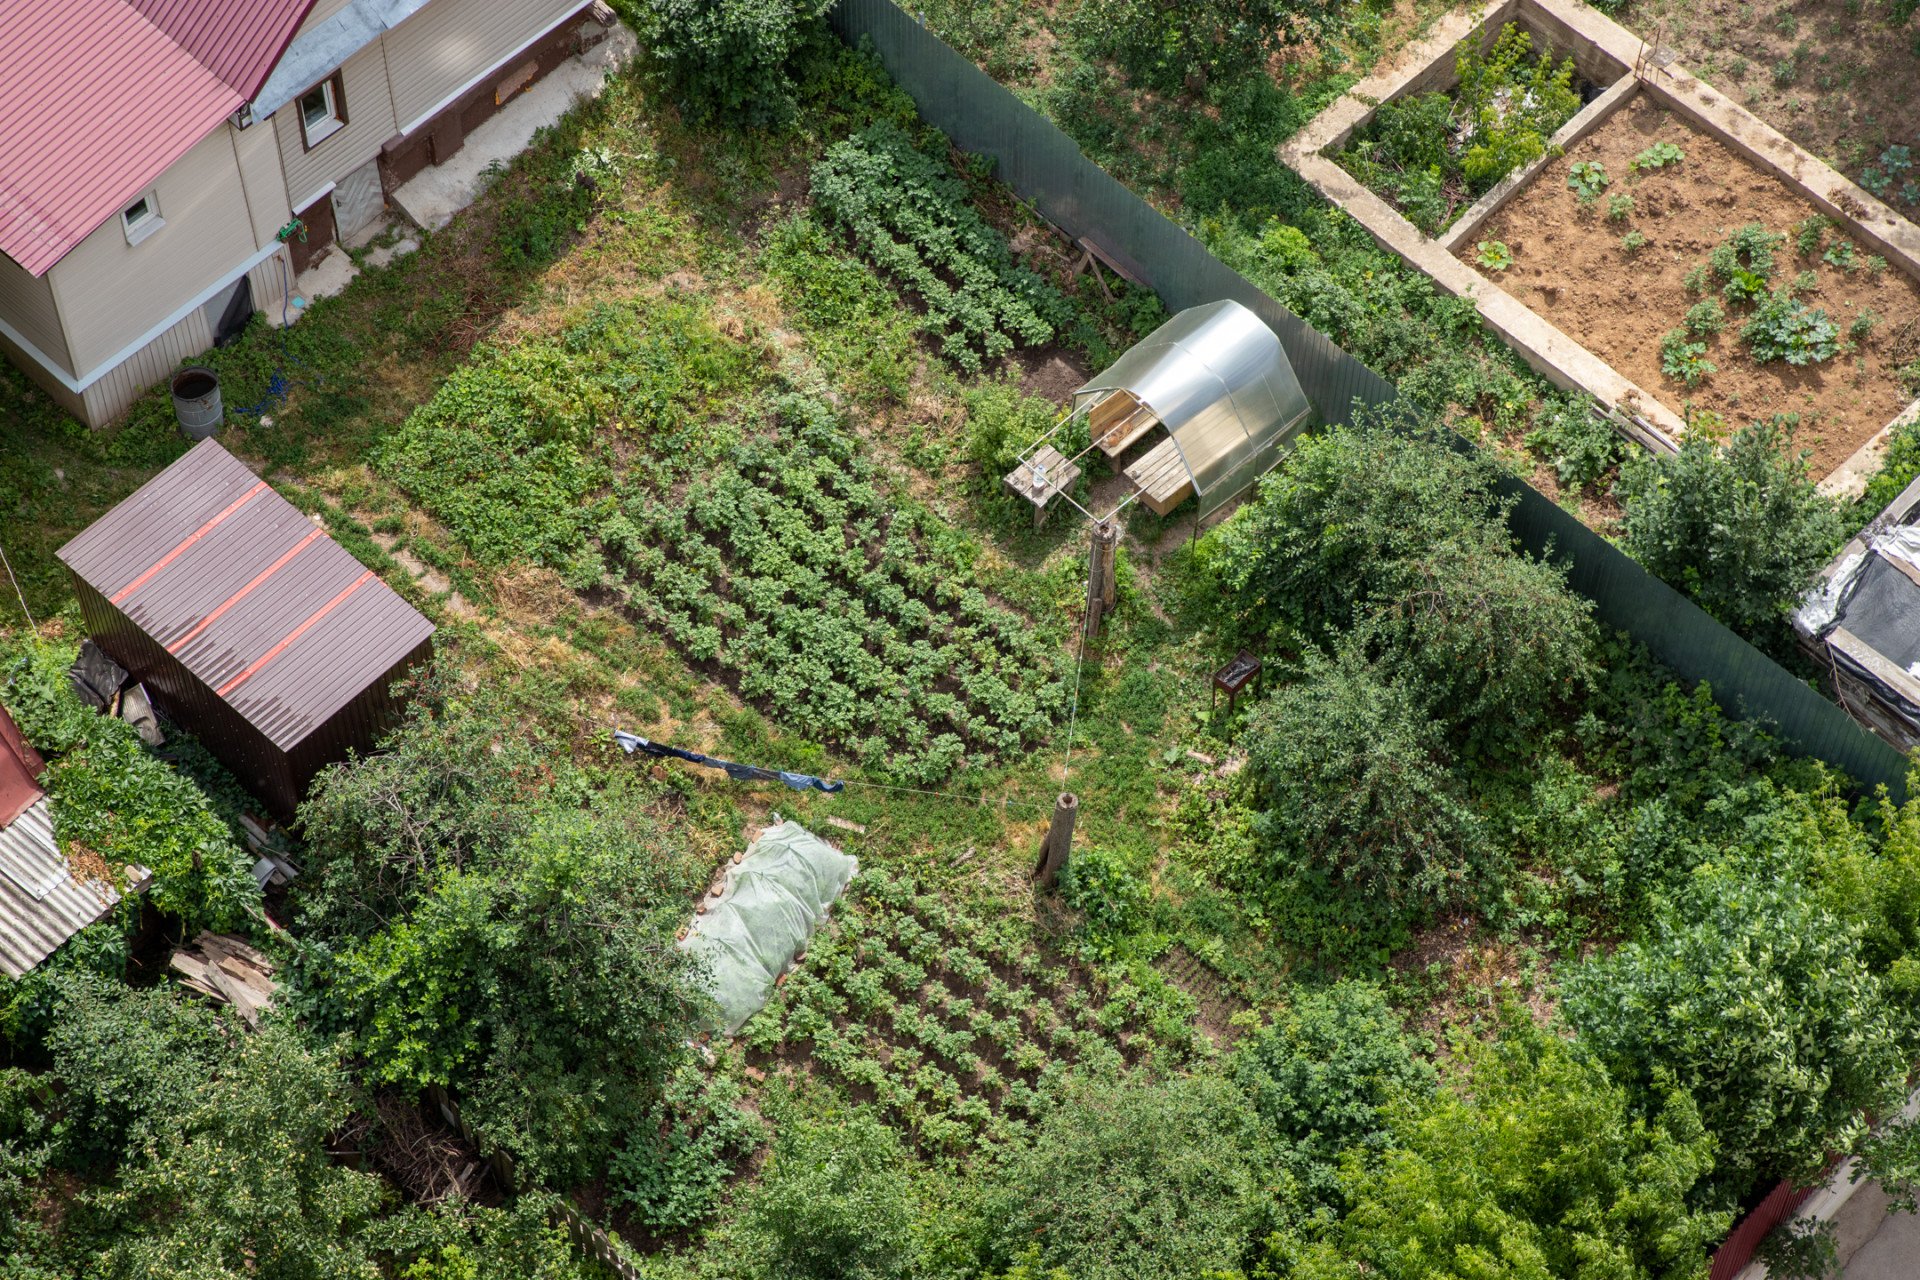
836, 778, 1045, 811
616, 729, 1047, 811
0, 543, 33, 631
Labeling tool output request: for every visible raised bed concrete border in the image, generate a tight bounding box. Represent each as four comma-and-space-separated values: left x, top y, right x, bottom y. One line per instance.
1281, 0, 1920, 488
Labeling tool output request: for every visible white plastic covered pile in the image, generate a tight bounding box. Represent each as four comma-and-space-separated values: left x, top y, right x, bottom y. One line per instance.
679, 821, 858, 1034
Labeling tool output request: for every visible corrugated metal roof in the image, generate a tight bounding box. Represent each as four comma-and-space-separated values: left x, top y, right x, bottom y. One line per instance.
57, 440, 435, 751
0, 0, 315, 278
0, 797, 150, 979
128, 0, 316, 100
0, 705, 44, 831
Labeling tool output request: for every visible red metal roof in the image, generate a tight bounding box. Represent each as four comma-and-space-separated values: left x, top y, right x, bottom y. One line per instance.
0, 704, 44, 832
57, 440, 435, 752
0, 0, 315, 278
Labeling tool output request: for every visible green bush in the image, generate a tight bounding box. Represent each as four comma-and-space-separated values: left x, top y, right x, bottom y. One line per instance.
1230, 981, 1433, 1212
1241, 645, 1492, 950
736, 1105, 919, 1280
621, 0, 833, 126
1057, 845, 1150, 952
1, 635, 257, 941
963, 375, 1083, 493
1210, 415, 1593, 746
983, 1069, 1274, 1280
1563, 854, 1915, 1199
1617, 416, 1844, 648
1291, 1014, 1726, 1280
611, 1063, 763, 1231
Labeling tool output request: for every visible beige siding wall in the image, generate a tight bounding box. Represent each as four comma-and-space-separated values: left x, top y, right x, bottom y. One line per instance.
274, 41, 399, 211
0, 251, 71, 375
78, 306, 215, 427
230, 119, 292, 249
382, 0, 583, 134
47, 127, 257, 380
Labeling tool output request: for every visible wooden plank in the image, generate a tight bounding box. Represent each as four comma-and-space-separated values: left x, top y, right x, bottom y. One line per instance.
1094, 403, 1161, 457
1830, 627, 1920, 712
1124, 436, 1194, 516
1088, 390, 1138, 437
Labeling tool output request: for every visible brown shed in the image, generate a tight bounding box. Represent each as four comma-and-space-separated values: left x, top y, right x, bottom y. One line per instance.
56, 440, 434, 820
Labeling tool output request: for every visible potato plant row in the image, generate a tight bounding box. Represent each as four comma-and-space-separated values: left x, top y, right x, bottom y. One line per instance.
615, 429, 1068, 782
740, 869, 1201, 1163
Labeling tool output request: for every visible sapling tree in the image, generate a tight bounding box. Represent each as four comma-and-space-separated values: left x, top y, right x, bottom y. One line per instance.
1616, 415, 1844, 650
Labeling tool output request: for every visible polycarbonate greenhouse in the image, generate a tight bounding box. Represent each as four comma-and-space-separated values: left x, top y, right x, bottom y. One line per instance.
679, 821, 859, 1034
1073, 299, 1314, 519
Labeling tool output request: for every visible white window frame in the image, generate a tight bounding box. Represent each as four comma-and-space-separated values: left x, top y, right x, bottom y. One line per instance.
298, 74, 347, 149
121, 192, 164, 246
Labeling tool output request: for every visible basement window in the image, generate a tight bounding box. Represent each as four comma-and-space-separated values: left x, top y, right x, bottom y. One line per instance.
121, 193, 164, 246
298, 73, 348, 149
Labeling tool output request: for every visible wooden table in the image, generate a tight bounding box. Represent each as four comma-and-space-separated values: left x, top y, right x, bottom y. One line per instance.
1004, 446, 1081, 528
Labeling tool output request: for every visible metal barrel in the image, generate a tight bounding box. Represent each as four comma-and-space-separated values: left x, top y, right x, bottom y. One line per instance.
169, 366, 222, 440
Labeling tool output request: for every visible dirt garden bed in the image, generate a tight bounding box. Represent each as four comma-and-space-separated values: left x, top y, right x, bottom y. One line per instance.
1459, 91, 1920, 478
1281, 0, 1920, 494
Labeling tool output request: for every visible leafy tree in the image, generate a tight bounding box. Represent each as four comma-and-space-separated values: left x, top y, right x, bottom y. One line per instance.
736, 1105, 919, 1280
1240, 645, 1493, 951
297, 669, 709, 1186
1292, 1014, 1727, 1280
618, 0, 834, 126
42, 976, 390, 1279
1617, 416, 1845, 650
326, 805, 706, 1186
983, 1069, 1274, 1280
295, 663, 559, 939
1562, 854, 1914, 1200
1207, 415, 1592, 747
1230, 981, 1434, 1213
1816, 775, 1920, 1004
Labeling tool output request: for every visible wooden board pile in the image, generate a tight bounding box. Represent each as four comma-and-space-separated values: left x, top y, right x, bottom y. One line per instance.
170, 931, 279, 1027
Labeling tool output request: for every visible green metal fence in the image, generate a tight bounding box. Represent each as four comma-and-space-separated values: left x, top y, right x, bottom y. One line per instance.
828, 0, 1910, 798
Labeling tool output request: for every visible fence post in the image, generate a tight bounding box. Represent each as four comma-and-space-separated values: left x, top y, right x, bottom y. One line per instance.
1033, 792, 1077, 887
1085, 519, 1118, 640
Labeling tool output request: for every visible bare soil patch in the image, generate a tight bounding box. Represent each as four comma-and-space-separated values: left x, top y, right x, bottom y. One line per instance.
1462, 93, 1920, 477
1623, 0, 1920, 197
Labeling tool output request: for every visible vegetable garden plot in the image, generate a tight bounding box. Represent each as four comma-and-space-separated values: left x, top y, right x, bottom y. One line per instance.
739, 868, 1204, 1165
1460, 94, 1920, 478
1335, 22, 1594, 237
611, 419, 1069, 783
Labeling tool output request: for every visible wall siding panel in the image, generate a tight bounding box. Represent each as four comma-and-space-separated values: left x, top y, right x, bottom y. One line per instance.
47, 128, 256, 379
382, 0, 582, 134
273, 40, 399, 211
0, 251, 71, 374
78, 305, 213, 427
230, 119, 291, 250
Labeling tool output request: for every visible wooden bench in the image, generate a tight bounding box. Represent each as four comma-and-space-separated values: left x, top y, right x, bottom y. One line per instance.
1124, 436, 1193, 516
1088, 389, 1162, 459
